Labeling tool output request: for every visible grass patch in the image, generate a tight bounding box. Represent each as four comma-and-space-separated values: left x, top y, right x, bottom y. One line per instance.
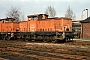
80, 38, 90, 40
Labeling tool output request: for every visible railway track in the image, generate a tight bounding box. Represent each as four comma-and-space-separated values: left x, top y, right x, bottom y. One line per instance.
0, 40, 90, 60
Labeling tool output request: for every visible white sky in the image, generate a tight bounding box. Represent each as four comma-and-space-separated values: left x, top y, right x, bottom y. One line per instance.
0, 0, 90, 20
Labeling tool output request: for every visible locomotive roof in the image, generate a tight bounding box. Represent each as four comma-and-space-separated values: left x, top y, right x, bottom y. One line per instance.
47, 17, 72, 20
34, 17, 72, 21
0, 18, 15, 21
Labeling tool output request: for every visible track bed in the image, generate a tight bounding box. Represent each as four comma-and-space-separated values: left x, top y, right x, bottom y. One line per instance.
0, 40, 90, 60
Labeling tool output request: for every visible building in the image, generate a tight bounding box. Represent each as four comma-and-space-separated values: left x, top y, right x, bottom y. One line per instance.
72, 20, 81, 38
80, 17, 90, 39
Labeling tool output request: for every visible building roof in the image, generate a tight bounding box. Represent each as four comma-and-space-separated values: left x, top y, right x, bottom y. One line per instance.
80, 17, 90, 23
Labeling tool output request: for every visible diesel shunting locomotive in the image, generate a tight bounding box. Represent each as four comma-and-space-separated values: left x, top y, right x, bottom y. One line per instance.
0, 14, 73, 42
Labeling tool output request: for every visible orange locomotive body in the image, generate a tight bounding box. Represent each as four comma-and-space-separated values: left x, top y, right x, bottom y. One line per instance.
0, 18, 19, 40
36, 18, 72, 32
0, 14, 73, 42
27, 14, 72, 32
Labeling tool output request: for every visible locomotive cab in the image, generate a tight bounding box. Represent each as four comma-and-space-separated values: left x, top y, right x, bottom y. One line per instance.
0, 18, 15, 23
27, 14, 48, 21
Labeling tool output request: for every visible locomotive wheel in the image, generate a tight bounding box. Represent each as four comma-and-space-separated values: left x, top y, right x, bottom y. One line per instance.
2, 36, 6, 40
37, 36, 43, 40
25, 35, 30, 41
6, 36, 11, 40
51, 36, 58, 43
63, 38, 67, 42
43, 39, 47, 42
43, 37, 48, 42
24, 38, 28, 41
51, 39, 58, 43
43, 36, 47, 42
31, 39, 35, 42
43, 36, 49, 42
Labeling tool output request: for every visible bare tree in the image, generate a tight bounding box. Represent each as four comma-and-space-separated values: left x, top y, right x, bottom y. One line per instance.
45, 5, 56, 18
6, 7, 24, 22
20, 11, 25, 21
65, 6, 76, 20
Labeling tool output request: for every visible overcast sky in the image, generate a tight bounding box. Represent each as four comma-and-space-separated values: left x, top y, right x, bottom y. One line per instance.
0, 0, 90, 20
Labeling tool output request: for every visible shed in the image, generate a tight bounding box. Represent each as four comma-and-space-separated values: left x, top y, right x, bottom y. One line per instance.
80, 17, 90, 39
